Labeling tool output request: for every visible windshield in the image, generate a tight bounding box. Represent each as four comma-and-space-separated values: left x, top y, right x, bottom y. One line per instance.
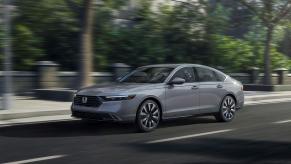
120, 67, 174, 83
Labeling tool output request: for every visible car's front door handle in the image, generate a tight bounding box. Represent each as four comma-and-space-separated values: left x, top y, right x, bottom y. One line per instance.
217, 84, 223, 88
191, 85, 199, 90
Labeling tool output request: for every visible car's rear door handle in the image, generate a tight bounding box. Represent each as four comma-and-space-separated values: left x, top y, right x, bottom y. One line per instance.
217, 84, 223, 88
191, 85, 199, 90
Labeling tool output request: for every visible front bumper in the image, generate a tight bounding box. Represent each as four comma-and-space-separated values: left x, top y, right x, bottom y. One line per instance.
72, 110, 121, 121
236, 101, 244, 110
71, 98, 141, 122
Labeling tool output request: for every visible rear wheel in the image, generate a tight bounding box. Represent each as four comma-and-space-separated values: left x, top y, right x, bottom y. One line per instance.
136, 100, 161, 132
215, 96, 236, 122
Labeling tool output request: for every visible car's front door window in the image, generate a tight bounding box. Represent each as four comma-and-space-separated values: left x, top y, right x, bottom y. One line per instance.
170, 67, 195, 83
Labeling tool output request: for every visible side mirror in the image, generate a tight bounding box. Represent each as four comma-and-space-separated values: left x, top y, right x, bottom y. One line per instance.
168, 77, 185, 85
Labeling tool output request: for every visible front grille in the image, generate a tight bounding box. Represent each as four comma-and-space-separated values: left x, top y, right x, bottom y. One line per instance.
74, 95, 102, 107
72, 111, 115, 121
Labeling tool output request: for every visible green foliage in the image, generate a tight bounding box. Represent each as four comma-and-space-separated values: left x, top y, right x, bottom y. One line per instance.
7, 0, 291, 73
270, 48, 290, 69
13, 0, 80, 70
0, 24, 4, 70
211, 34, 253, 72
244, 21, 291, 70
212, 34, 290, 72
206, 3, 230, 35
94, 1, 209, 68
13, 25, 43, 70
102, 0, 127, 9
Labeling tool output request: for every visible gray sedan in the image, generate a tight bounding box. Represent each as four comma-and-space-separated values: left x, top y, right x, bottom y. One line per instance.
71, 64, 244, 132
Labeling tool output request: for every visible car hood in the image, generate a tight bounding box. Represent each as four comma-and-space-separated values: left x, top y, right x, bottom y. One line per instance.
77, 82, 161, 96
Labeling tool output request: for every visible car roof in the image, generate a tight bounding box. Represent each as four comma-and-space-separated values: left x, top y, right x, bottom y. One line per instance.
140, 64, 227, 76
141, 64, 206, 68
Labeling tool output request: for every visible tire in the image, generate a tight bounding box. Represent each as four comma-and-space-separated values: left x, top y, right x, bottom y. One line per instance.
215, 95, 236, 122
136, 100, 161, 132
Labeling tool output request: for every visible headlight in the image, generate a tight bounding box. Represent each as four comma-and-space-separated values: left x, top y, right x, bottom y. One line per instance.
101, 95, 136, 101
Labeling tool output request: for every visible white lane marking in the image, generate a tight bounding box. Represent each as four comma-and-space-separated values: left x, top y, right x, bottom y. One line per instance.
146, 129, 234, 144
3, 155, 66, 164
273, 120, 291, 124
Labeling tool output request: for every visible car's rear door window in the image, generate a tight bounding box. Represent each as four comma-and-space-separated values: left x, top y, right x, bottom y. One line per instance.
195, 67, 217, 82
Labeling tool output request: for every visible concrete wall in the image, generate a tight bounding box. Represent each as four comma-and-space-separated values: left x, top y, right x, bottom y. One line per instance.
1, 71, 291, 94
229, 73, 280, 85
0, 71, 113, 94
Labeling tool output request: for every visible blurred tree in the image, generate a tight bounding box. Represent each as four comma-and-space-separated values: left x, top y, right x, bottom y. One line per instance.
158, 1, 207, 63
211, 34, 253, 72
9, 0, 291, 77
14, 0, 80, 70
100, 0, 167, 67
206, 2, 230, 35
63, 0, 96, 87
95, 0, 209, 67
0, 2, 4, 70
205, 2, 231, 65
212, 34, 289, 72
244, 21, 265, 68
64, 0, 126, 87
278, 23, 291, 58
239, 0, 291, 85
79, 0, 94, 87
0, 23, 4, 69
209, 0, 255, 38
13, 25, 43, 70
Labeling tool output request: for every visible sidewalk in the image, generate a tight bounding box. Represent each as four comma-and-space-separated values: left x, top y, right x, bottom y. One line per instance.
1, 91, 291, 121
0, 97, 71, 120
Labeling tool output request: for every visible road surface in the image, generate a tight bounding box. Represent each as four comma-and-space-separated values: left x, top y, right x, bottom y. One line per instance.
0, 102, 291, 164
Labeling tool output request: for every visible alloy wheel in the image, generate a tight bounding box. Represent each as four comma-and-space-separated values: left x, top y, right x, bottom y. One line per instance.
222, 96, 236, 120
137, 100, 160, 132
215, 96, 236, 122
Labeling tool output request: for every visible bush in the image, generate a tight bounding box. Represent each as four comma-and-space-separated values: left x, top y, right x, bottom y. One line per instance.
211, 34, 253, 72
211, 34, 291, 72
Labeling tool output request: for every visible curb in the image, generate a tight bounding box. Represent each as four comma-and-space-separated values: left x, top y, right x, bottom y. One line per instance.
245, 93, 291, 101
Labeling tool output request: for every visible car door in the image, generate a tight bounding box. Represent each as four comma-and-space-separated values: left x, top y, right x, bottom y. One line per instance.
194, 66, 226, 113
164, 67, 200, 118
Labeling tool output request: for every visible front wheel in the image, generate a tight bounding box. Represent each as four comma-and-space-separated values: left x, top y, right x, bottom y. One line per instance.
136, 100, 161, 132
215, 96, 236, 122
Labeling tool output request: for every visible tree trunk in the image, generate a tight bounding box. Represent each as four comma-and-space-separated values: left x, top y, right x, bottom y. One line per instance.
263, 26, 273, 85
78, 0, 94, 88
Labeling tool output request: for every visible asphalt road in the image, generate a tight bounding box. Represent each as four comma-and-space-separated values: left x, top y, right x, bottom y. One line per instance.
1, 102, 291, 164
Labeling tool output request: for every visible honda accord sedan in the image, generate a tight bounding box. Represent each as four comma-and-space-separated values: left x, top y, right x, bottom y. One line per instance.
71, 64, 244, 132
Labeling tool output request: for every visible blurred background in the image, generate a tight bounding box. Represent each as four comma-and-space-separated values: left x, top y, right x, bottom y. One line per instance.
1, 0, 291, 71
2, 2, 291, 163
1, 0, 291, 108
